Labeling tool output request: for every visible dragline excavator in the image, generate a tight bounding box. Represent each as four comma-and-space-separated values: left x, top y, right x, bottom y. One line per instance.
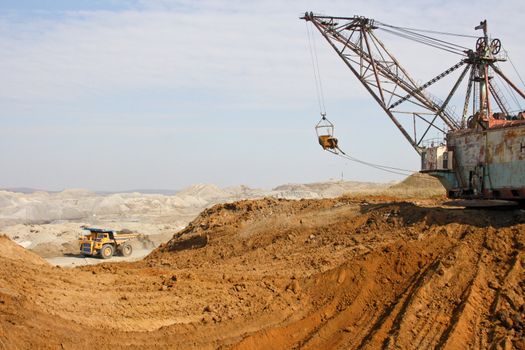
302, 12, 525, 202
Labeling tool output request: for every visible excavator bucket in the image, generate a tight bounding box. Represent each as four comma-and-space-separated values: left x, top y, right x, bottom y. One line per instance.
315, 115, 339, 150
318, 134, 339, 150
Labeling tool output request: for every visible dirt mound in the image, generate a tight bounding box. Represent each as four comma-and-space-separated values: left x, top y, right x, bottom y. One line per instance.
270, 180, 391, 199
0, 235, 47, 266
386, 173, 446, 198
0, 197, 524, 349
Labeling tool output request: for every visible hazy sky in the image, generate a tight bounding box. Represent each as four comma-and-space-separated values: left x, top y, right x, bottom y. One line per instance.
1, 0, 524, 191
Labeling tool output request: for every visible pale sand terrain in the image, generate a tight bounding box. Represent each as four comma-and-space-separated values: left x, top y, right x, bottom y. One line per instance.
0, 179, 410, 265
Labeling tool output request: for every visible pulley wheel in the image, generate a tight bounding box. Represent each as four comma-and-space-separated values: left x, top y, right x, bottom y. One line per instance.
475, 37, 486, 52
491, 39, 501, 54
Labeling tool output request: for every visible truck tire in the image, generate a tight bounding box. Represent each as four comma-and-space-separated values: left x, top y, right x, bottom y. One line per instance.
100, 244, 114, 259
121, 243, 132, 257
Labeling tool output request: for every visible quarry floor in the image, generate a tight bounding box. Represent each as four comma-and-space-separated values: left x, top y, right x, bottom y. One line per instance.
46, 248, 153, 267
1, 196, 524, 349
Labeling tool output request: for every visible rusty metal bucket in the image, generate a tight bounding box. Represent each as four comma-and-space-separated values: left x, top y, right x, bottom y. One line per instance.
318, 134, 339, 150
315, 115, 339, 150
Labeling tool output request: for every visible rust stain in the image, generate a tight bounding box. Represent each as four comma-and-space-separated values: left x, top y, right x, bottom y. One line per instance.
494, 143, 504, 157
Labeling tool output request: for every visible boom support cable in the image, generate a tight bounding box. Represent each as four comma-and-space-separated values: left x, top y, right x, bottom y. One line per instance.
507, 52, 525, 93
377, 27, 467, 56
379, 25, 478, 39
306, 22, 327, 116
376, 21, 471, 52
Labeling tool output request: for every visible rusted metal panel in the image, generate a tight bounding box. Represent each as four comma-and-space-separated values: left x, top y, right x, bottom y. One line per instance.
447, 131, 484, 167
433, 124, 525, 199
421, 146, 453, 171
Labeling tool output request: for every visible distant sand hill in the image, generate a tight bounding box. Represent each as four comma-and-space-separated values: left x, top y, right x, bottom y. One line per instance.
0, 180, 395, 226
386, 173, 445, 197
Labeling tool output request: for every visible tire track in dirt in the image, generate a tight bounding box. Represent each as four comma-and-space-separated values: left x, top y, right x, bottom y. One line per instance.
261, 224, 508, 349
234, 233, 458, 350
436, 258, 488, 349
487, 248, 524, 349
385, 234, 483, 349
357, 259, 444, 349
434, 231, 489, 349
348, 230, 473, 350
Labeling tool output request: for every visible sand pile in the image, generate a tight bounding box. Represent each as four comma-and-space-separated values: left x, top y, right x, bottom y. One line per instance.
271, 180, 390, 199
0, 235, 47, 266
0, 196, 523, 349
386, 173, 445, 197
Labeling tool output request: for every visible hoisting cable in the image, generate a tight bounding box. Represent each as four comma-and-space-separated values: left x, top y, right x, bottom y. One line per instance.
333, 146, 417, 176
307, 18, 442, 181
494, 64, 522, 110
333, 149, 443, 182
305, 21, 327, 116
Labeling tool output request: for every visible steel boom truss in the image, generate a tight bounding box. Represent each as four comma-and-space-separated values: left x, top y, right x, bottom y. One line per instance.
303, 13, 468, 155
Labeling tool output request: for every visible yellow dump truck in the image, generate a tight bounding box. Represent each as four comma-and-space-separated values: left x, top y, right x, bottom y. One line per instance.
79, 227, 138, 259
